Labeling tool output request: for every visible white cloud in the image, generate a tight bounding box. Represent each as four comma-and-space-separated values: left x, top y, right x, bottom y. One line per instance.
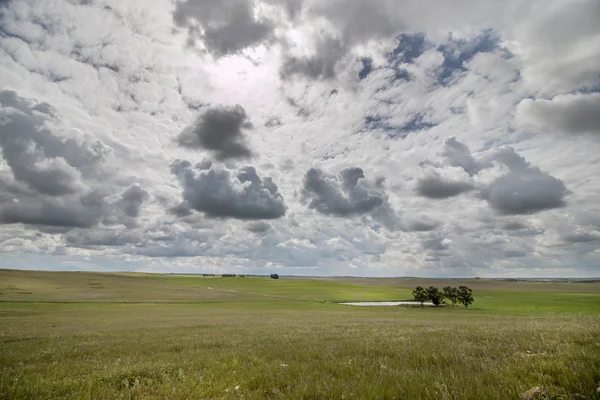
508, 0, 600, 95
0, 0, 599, 277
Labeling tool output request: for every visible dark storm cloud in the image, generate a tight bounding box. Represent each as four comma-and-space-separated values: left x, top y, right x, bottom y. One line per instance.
416, 175, 474, 199
177, 105, 253, 160
302, 167, 384, 216
173, 0, 274, 56
171, 160, 286, 220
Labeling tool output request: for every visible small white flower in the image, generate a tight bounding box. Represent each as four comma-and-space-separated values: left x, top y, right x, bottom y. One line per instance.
235, 385, 240, 391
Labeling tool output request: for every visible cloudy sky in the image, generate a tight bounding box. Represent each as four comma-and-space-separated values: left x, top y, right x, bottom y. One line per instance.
1, 0, 599, 277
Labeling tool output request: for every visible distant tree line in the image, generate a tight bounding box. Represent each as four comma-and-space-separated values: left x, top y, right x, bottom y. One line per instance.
412, 286, 474, 308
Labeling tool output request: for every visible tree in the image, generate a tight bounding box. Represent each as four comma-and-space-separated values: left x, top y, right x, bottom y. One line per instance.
443, 286, 459, 308
426, 286, 444, 307
270, 273, 279, 280
457, 286, 474, 308
412, 286, 428, 307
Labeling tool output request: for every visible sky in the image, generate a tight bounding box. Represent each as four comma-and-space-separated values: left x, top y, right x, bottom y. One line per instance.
0, 0, 599, 277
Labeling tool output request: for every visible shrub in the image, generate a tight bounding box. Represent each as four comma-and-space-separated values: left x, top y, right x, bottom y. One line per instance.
270, 273, 279, 280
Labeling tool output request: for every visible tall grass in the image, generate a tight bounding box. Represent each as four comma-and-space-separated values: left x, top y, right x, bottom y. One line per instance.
1, 270, 599, 399
1, 302, 599, 399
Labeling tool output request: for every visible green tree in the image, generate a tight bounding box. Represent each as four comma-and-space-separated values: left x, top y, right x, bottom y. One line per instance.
443, 286, 459, 308
457, 286, 474, 308
412, 286, 428, 308
426, 286, 444, 307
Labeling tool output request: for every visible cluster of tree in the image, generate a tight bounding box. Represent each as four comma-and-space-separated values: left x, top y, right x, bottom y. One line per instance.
270, 273, 279, 279
412, 286, 474, 308
221, 274, 237, 278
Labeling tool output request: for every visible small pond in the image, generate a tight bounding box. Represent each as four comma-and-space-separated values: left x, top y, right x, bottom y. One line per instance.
339, 301, 434, 307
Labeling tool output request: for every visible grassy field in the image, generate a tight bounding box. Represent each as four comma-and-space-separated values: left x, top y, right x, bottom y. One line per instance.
1, 270, 599, 399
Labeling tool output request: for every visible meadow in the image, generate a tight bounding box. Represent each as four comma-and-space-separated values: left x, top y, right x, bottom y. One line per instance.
1, 269, 599, 399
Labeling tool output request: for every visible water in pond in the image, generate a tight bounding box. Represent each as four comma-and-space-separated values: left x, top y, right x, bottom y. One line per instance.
340, 301, 434, 306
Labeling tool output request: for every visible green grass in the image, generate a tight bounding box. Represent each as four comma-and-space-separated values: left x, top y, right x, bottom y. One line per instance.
468, 290, 600, 315
1, 270, 600, 399
166, 275, 413, 302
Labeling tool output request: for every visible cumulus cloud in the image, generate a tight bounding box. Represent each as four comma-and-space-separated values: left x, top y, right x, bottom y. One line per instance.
302, 167, 384, 216
421, 138, 570, 216
0, 90, 146, 229
516, 93, 600, 136
177, 105, 254, 160
281, 36, 347, 80
511, 0, 600, 94
246, 221, 271, 233
118, 184, 149, 218
301, 167, 436, 232
280, 0, 407, 80
173, 0, 274, 56
416, 174, 474, 199
481, 149, 569, 215
484, 151, 569, 215
0, 91, 106, 197
0, 190, 108, 228
439, 137, 484, 176
480, 170, 568, 215
171, 160, 286, 220
1, 0, 598, 277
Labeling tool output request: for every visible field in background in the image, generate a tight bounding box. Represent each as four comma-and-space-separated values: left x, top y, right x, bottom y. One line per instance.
1, 269, 599, 399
